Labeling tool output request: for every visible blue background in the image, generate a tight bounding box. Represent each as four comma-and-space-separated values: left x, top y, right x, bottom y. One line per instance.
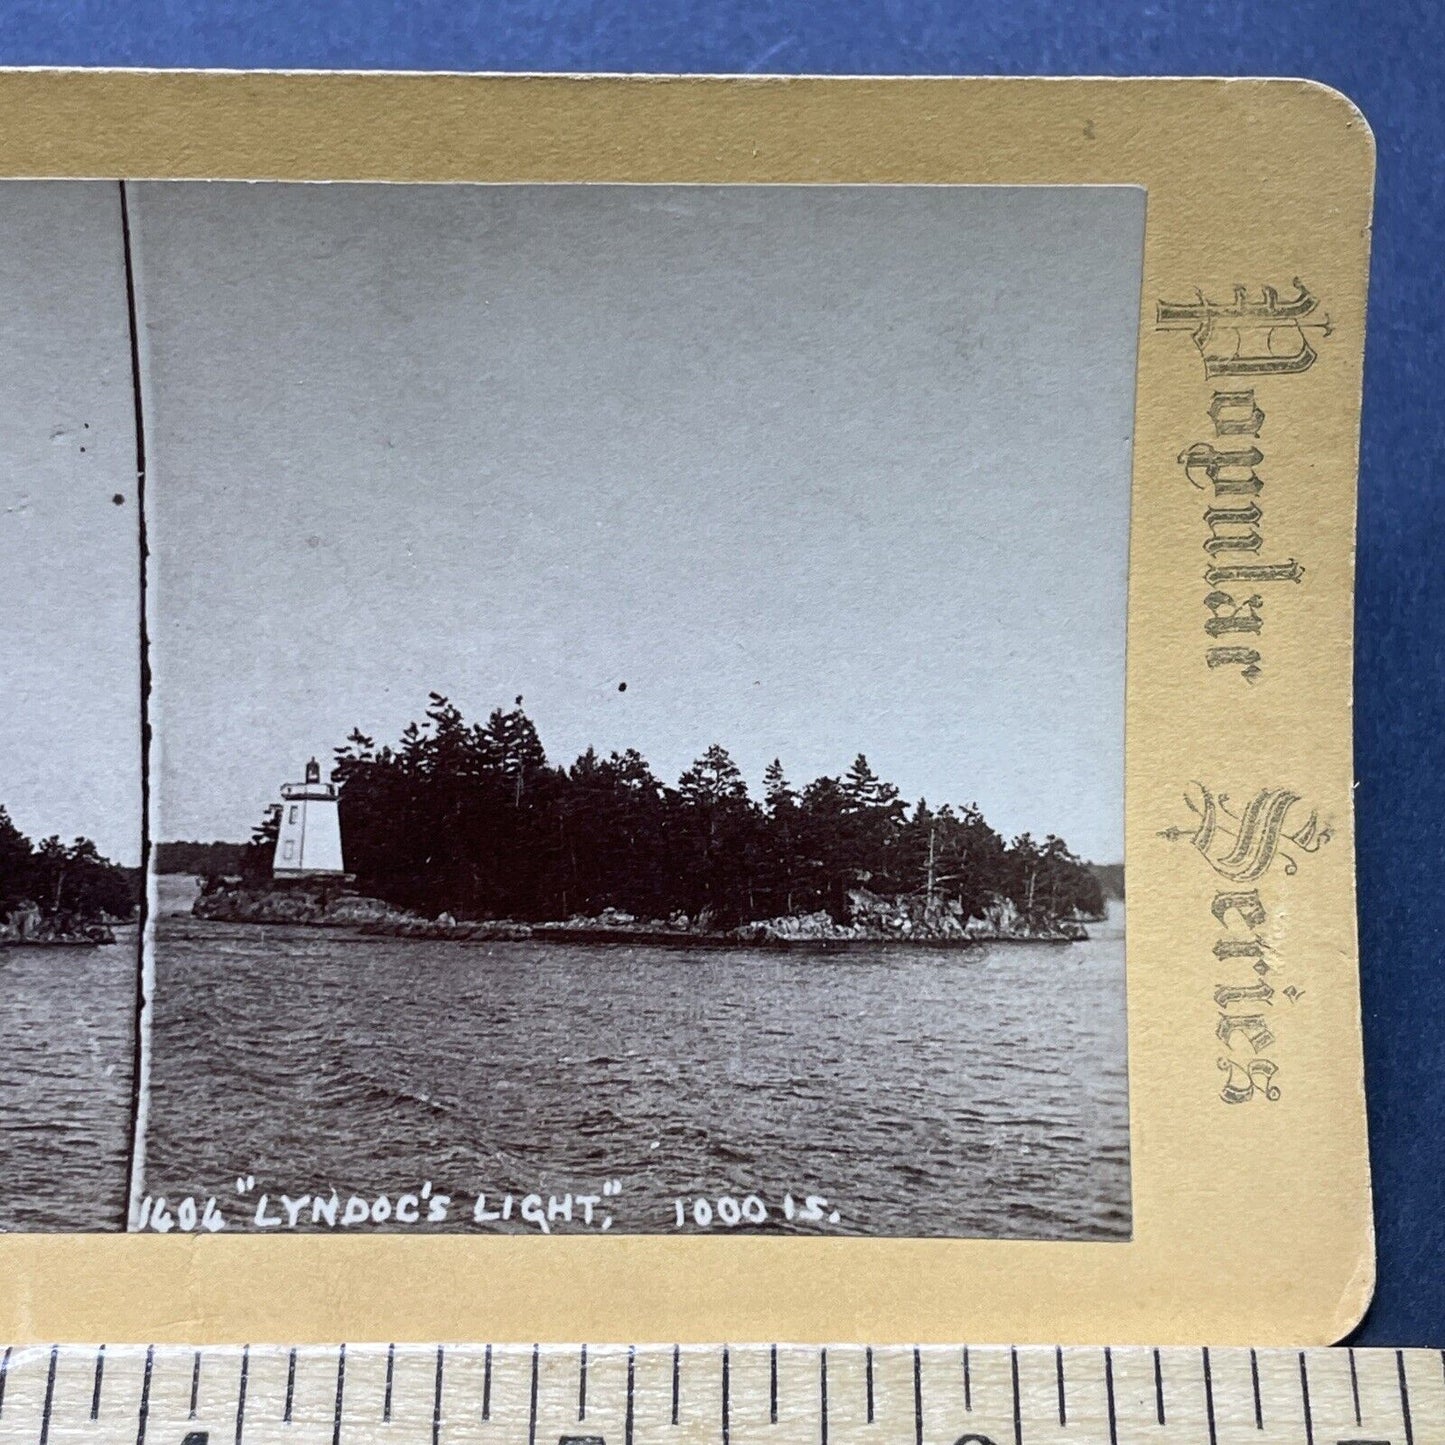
2, 0, 1440, 1346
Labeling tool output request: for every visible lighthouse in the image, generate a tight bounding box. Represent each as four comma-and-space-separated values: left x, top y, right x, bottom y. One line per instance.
272, 757, 347, 879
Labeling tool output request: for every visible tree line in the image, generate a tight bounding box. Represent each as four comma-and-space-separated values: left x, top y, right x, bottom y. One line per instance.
244, 694, 1107, 930
155, 839, 250, 876
0, 806, 137, 922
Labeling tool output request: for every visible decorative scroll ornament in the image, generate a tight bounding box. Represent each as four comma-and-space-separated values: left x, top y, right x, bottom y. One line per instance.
1218, 1056, 1282, 1105
1162, 785, 1332, 1105
1159, 784, 1331, 882
1156, 279, 1332, 377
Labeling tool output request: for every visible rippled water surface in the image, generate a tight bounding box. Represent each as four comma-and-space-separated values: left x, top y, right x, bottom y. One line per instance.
0, 939, 136, 1230
145, 895, 1129, 1240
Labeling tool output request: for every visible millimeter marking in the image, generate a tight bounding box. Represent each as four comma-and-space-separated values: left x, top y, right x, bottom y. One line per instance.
721, 1346, 730, 1445
1104, 1348, 1118, 1445
0, 1343, 1434, 1445
1010, 1348, 1022, 1445
912, 1348, 923, 1445
1398, 1350, 1415, 1445
625, 1346, 635, 1445
332, 1345, 346, 1445
819, 1349, 828, 1445
135, 1346, 153, 1445
526, 1345, 537, 1445
1202, 1348, 1218, 1445
1298, 1352, 1314, 1445
234, 1345, 248, 1445
282, 1348, 296, 1424
88, 1347, 103, 1423
36, 1348, 55, 1445
434, 1346, 446, 1445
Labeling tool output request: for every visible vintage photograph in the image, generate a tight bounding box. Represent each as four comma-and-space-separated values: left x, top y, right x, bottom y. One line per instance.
5, 179, 1142, 1239
0, 181, 144, 1231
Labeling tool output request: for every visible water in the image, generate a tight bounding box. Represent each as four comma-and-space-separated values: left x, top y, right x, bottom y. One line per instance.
0, 878, 1129, 1238
143, 892, 1130, 1240
0, 937, 136, 1230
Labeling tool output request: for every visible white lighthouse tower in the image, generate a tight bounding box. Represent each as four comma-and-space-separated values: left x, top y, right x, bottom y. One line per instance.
272, 757, 347, 879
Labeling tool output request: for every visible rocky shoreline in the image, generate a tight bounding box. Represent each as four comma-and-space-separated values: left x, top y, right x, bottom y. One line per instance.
1, 902, 117, 946
190, 884, 1090, 947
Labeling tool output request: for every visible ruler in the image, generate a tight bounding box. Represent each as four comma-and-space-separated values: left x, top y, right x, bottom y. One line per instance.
0, 1345, 1433, 1445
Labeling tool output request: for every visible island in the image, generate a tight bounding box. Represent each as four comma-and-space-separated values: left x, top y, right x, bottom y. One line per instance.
0, 806, 137, 945
173, 695, 1117, 948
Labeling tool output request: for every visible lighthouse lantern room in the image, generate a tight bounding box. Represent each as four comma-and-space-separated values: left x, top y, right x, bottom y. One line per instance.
273, 757, 347, 879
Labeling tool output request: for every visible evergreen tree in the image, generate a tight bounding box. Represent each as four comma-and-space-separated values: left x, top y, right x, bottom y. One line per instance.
0, 807, 33, 911
482, 705, 549, 805
760, 759, 800, 914
678, 744, 748, 807
794, 774, 848, 916
57, 837, 136, 918
676, 746, 760, 924
0, 811, 136, 922
242, 805, 281, 884
277, 694, 1107, 932
763, 758, 796, 815
32, 836, 69, 912
839, 753, 906, 893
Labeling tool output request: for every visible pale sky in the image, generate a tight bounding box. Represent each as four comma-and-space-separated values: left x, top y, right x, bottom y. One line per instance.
0, 182, 141, 866
10, 181, 1143, 867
